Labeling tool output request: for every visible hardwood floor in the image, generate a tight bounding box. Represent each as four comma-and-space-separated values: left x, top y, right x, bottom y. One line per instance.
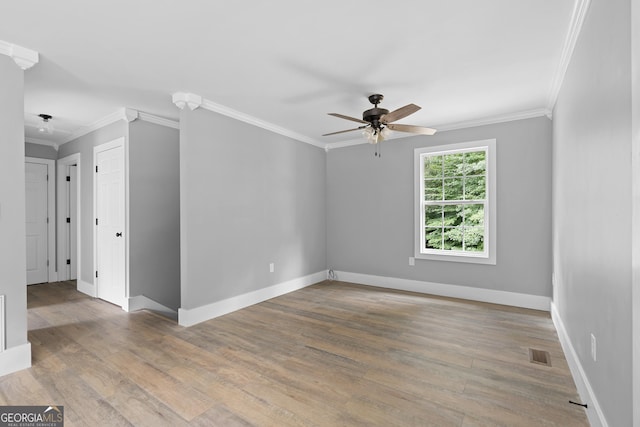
0, 280, 588, 426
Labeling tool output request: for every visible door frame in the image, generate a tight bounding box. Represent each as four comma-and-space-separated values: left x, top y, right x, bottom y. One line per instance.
25, 157, 56, 283
93, 137, 129, 307
57, 153, 82, 287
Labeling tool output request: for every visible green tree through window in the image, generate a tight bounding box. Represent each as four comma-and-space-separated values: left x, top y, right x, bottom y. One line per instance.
422, 149, 487, 253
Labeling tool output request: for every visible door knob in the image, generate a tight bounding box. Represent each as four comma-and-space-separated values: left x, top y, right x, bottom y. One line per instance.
116, 232, 122, 237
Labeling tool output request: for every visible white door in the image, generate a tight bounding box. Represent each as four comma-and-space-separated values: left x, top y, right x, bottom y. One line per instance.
25, 162, 49, 285
66, 165, 78, 280
69, 165, 78, 280
95, 144, 126, 306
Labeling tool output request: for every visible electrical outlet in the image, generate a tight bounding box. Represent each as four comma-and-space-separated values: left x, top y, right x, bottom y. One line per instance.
591, 333, 597, 361
409, 257, 415, 266
269, 263, 275, 273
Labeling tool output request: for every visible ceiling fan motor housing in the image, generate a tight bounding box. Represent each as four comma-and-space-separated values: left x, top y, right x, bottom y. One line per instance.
363, 107, 389, 128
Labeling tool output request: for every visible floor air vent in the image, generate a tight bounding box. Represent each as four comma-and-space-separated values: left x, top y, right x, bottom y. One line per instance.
529, 348, 551, 367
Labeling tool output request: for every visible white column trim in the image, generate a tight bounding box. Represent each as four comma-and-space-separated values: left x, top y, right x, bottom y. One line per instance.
0, 40, 38, 70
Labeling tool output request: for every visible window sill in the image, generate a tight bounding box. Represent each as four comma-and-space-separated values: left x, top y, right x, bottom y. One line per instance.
414, 252, 496, 265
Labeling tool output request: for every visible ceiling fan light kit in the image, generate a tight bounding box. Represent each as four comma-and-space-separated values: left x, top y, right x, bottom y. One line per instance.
324, 94, 436, 156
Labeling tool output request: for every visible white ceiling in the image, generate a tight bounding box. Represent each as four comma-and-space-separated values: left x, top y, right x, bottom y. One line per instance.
1, 0, 576, 147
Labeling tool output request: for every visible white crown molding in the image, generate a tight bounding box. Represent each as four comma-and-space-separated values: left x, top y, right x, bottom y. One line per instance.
201, 98, 326, 148
172, 92, 202, 110
172, 92, 325, 148
62, 108, 179, 145
547, 0, 592, 110
0, 40, 38, 70
325, 108, 551, 151
435, 108, 552, 132
62, 108, 128, 144
124, 107, 139, 122
138, 111, 180, 129
126, 108, 179, 129
25, 137, 59, 151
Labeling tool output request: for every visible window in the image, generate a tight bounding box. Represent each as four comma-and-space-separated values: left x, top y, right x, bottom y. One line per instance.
414, 139, 496, 264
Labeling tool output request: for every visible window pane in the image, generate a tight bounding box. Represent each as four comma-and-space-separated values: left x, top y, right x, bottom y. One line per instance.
425, 205, 443, 227
463, 204, 484, 227
443, 153, 464, 177
444, 178, 463, 200
465, 176, 485, 199
425, 227, 442, 249
443, 227, 463, 251
465, 151, 486, 176
464, 227, 484, 252
424, 155, 442, 178
425, 179, 443, 200
416, 141, 493, 261
443, 205, 462, 227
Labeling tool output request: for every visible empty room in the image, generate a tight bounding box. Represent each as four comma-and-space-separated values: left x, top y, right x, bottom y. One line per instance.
0, 1, 638, 426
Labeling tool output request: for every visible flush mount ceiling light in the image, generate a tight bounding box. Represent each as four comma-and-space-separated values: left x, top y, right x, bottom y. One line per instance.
37, 114, 54, 134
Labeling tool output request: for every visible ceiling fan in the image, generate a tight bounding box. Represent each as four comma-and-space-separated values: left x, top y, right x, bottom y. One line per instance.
323, 94, 437, 150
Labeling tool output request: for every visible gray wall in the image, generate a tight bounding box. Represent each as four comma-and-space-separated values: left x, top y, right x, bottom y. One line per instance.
552, 0, 632, 425
58, 120, 128, 285
327, 117, 552, 297
0, 55, 28, 349
179, 107, 326, 310
24, 142, 57, 160
129, 120, 180, 310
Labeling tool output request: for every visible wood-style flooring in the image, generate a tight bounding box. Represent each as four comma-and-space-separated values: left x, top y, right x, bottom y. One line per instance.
0, 280, 589, 426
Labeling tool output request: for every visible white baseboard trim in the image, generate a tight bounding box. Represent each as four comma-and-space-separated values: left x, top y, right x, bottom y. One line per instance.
551, 302, 608, 427
126, 295, 178, 320
333, 271, 551, 311
77, 280, 96, 297
178, 270, 327, 327
0, 342, 32, 377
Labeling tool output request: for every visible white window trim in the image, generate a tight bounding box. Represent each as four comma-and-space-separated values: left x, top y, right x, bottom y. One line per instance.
414, 139, 496, 265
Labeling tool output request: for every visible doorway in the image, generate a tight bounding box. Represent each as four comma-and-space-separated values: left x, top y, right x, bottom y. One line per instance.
57, 153, 80, 285
25, 157, 56, 285
94, 138, 126, 307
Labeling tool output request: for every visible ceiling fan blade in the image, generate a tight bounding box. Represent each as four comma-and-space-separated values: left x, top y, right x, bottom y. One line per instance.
387, 123, 437, 135
322, 126, 367, 136
328, 113, 368, 124
381, 104, 421, 124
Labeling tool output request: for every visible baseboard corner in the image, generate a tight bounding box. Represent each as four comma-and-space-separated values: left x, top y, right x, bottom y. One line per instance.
178, 270, 326, 327
0, 342, 32, 377
77, 280, 96, 297
550, 302, 609, 427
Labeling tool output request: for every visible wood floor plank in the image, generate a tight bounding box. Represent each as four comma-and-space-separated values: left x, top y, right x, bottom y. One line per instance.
0, 280, 589, 426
